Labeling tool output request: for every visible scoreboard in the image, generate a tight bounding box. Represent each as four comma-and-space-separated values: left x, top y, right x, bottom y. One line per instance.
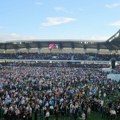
49, 43, 59, 49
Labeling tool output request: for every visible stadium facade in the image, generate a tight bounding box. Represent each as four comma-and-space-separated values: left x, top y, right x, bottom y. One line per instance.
0, 30, 120, 54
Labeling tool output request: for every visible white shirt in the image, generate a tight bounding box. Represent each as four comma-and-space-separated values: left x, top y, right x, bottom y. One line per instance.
46, 111, 50, 117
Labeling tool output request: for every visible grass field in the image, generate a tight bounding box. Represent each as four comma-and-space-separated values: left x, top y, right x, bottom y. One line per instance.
48, 112, 120, 120
32, 111, 120, 120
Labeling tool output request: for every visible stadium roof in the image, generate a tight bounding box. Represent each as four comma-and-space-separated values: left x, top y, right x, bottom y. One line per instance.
0, 30, 120, 50
106, 29, 120, 50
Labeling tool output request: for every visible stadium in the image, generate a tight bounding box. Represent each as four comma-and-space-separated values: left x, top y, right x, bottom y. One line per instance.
0, 29, 120, 120
1, 0, 120, 120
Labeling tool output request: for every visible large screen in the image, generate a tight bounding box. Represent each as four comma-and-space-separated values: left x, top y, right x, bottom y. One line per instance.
49, 43, 59, 49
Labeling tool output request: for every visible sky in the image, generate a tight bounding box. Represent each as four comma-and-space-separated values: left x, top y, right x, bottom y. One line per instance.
0, 0, 120, 42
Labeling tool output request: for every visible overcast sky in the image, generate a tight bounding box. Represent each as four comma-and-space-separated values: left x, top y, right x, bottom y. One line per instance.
0, 0, 120, 42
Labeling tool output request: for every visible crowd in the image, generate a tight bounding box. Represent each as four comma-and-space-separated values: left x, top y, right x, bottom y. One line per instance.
0, 63, 120, 120
0, 53, 119, 61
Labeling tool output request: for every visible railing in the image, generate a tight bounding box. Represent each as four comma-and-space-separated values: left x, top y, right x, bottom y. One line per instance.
0, 59, 120, 64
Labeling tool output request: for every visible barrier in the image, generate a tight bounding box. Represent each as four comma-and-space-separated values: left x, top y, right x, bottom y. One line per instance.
107, 74, 120, 81
102, 68, 112, 72
0, 59, 112, 64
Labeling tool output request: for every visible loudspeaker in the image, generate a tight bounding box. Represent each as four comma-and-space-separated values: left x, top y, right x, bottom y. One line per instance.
111, 59, 116, 69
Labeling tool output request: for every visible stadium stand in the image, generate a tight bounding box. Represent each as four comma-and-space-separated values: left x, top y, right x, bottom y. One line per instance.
0, 30, 120, 120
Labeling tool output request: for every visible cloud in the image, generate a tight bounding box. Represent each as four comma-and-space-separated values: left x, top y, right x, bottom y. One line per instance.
0, 33, 109, 42
41, 17, 77, 27
109, 21, 120, 26
54, 6, 73, 14
80, 35, 108, 41
105, 3, 120, 8
35, 2, 43, 5
90, 36, 109, 41
0, 33, 37, 42
54, 6, 65, 12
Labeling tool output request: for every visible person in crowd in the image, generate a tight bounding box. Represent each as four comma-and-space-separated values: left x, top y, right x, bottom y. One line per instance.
45, 110, 50, 120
